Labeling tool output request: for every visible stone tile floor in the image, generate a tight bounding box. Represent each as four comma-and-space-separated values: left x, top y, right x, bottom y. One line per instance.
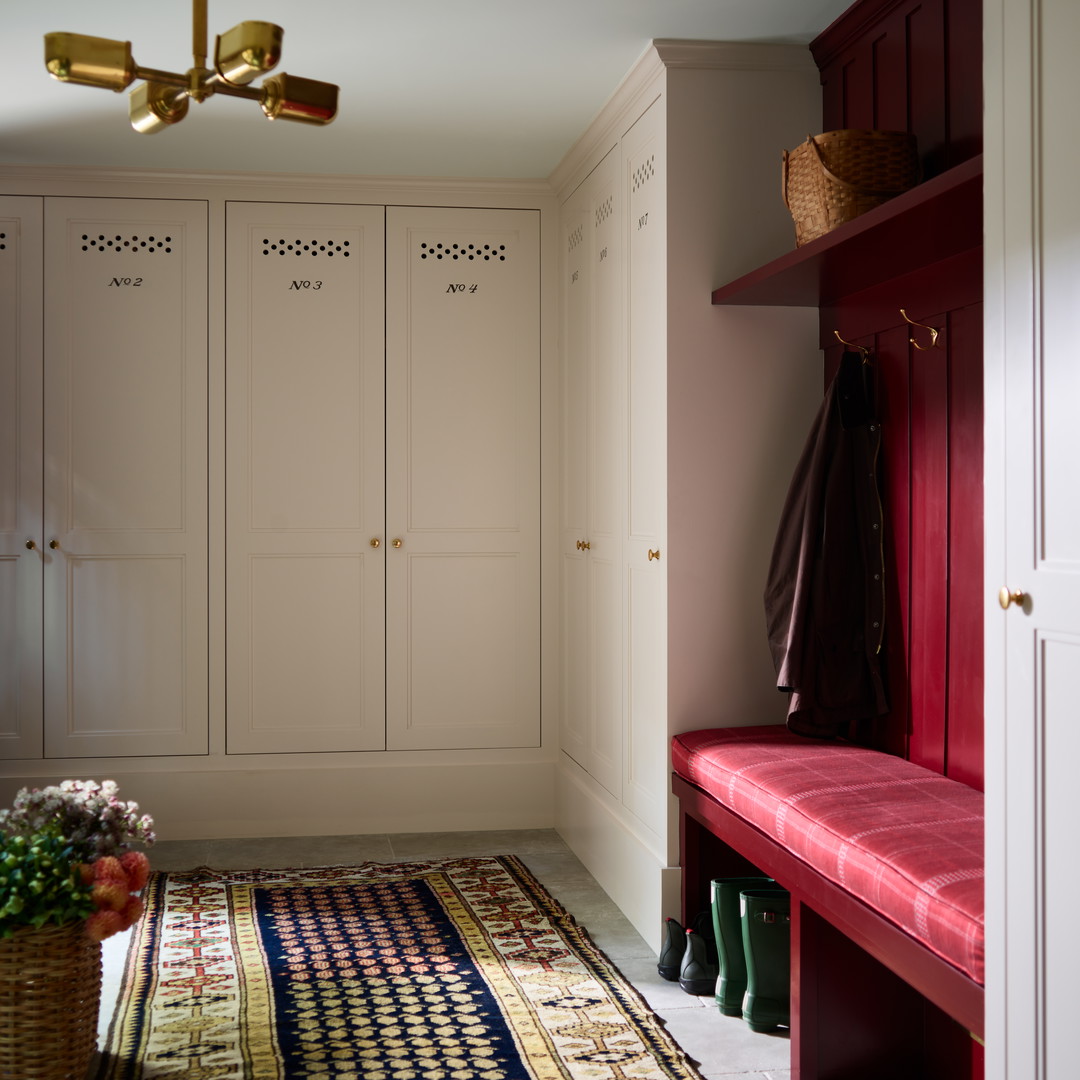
98, 829, 790, 1080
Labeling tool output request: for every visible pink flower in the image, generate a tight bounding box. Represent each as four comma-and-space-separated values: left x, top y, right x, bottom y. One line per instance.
119, 895, 145, 931
92, 856, 128, 887
86, 909, 125, 942
120, 851, 150, 892
92, 882, 129, 912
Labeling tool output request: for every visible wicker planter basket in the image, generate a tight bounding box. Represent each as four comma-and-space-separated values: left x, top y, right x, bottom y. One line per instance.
782, 129, 920, 246
0, 921, 102, 1080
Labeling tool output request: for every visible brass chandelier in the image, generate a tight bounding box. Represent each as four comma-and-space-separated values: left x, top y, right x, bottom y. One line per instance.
44, 0, 339, 133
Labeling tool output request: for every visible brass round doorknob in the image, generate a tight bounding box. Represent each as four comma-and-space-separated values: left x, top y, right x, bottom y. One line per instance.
998, 586, 1026, 610
25, 539, 35, 550
49, 539, 59, 550
370, 538, 381, 548
391, 538, 403, 549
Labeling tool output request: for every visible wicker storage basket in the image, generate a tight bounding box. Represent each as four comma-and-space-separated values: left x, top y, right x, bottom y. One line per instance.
782, 129, 920, 246
0, 921, 102, 1080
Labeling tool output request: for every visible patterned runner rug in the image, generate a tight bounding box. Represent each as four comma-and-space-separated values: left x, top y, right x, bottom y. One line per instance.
96, 855, 702, 1080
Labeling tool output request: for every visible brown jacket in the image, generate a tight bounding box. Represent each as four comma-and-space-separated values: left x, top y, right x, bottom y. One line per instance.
763, 350, 889, 738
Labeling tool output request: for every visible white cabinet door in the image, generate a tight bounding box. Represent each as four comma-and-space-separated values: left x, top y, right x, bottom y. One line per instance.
385, 206, 540, 750
558, 186, 590, 772
585, 153, 627, 796
42, 198, 208, 758
558, 149, 625, 796
986, 0, 1080, 1075
225, 202, 386, 754
622, 101, 667, 835
0, 197, 43, 759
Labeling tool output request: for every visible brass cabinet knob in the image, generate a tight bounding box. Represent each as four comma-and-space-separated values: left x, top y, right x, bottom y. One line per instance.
581, 540, 590, 550
370, 538, 381, 548
49, 539, 59, 550
999, 586, 1026, 610
25, 539, 36, 550
391, 538, 403, 549
648, 549, 661, 561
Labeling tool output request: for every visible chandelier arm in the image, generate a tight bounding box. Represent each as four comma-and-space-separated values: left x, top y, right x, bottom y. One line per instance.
132, 66, 262, 103
207, 80, 262, 102
134, 67, 192, 91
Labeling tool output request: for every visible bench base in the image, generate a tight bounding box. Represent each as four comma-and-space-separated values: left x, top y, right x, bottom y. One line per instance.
676, 773, 984, 1079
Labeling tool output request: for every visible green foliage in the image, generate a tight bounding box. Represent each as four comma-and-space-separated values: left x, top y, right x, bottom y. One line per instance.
0, 828, 94, 938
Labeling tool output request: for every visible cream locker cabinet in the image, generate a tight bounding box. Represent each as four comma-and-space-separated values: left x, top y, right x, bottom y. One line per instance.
385, 206, 540, 751
32, 198, 208, 759
225, 203, 386, 754
559, 150, 625, 797
0, 197, 43, 759
551, 42, 821, 943
226, 203, 539, 754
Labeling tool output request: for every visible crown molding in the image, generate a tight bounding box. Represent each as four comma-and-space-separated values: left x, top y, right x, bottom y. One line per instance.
651, 39, 815, 70
0, 162, 556, 205
547, 39, 815, 200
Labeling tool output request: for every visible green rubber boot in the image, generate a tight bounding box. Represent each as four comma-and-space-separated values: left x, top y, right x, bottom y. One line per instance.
739, 887, 791, 1033
710, 876, 773, 1015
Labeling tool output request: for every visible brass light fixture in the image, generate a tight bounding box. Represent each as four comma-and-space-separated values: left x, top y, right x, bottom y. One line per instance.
44, 0, 338, 133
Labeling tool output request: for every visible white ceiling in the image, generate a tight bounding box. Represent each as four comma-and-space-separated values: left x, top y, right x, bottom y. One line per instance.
1, 1, 849, 180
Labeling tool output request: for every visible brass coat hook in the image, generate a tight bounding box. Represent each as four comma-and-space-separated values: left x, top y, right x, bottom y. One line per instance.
900, 309, 940, 350
833, 330, 870, 361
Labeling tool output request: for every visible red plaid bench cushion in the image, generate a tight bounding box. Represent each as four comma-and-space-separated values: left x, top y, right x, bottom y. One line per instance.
672, 725, 984, 985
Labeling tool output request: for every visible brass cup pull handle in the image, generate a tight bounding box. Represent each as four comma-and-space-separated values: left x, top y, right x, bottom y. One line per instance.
999, 586, 1026, 610
49, 539, 59, 550
648, 548, 661, 561
370, 538, 381, 549
25, 539, 36, 550
391, 538, 403, 549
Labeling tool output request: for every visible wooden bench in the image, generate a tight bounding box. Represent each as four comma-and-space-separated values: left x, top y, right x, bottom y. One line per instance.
673, 725, 984, 1079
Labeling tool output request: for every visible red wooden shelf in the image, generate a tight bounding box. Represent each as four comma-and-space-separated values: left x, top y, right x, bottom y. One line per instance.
711, 154, 983, 307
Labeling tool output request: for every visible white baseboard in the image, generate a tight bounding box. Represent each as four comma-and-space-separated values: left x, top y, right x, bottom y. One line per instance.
0, 760, 556, 840
554, 756, 678, 951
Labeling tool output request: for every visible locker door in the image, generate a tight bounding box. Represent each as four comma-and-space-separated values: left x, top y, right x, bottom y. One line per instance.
558, 186, 590, 772
385, 206, 540, 750
0, 197, 43, 759
585, 152, 627, 797
225, 202, 386, 754
623, 101, 668, 834
43, 198, 208, 757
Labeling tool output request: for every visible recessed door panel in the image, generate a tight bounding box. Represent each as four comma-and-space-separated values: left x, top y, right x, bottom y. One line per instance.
248, 555, 370, 734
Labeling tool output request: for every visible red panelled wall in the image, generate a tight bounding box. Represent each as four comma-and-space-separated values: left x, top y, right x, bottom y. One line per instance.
813, 0, 983, 177
813, 0, 984, 788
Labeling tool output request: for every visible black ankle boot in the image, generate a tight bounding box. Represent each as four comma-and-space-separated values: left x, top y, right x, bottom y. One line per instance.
657, 916, 684, 981
678, 911, 718, 995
